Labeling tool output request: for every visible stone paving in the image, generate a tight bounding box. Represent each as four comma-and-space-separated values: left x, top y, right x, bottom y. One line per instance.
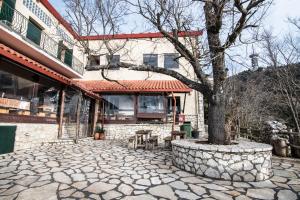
0, 140, 299, 200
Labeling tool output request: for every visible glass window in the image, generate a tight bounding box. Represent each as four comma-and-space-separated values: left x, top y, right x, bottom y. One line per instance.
103, 95, 134, 117
107, 55, 120, 70
167, 96, 181, 114
88, 55, 100, 66
164, 53, 179, 69
143, 54, 158, 67
0, 68, 59, 118
138, 95, 165, 113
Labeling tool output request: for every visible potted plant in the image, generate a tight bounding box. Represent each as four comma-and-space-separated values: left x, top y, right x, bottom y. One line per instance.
97, 126, 105, 140
191, 128, 200, 139
94, 125, 102, 140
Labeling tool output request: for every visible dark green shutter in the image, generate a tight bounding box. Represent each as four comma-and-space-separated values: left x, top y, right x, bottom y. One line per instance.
0, 126, 16, 154
26, 19, 42, 45
64, 49, 73, 67
0, 0, 16, 24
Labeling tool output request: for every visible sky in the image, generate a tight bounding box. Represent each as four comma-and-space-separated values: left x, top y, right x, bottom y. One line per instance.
49, 0, 300, 72
49, 0, 300, 36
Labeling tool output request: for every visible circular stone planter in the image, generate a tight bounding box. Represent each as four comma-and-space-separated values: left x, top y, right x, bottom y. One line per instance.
172, 139, 273, 181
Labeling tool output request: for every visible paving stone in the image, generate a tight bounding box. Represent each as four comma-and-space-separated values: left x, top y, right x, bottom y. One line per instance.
122, 194, 157, 200
102, 190, 122, 200
72, 191, 85, 198
16, 183, 58, 200
150, 177, 161, 185
201, 183, 228, 191
209, 190, 233, 200
46, 161, 59, 168
53, 172, 72, 184
136, 179, 151, 186
148, 185, 177, 200
189, 184, 206, 196
72, 181, 88, 189
84, 182, 116, 194
118, 184, 133, 195
246, 188, 275, 200
175, 190, 200, 200
1, 185, 27, 195
15, 176, 39, 186
169, 181, 188, 190
277, 189, 298, 200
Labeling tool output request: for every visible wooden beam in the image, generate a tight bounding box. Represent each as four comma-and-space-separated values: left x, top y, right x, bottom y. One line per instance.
75, 92, 82, 144
58, 89, 65, 139
172, 92, 176, 131
92, 99, 99, 137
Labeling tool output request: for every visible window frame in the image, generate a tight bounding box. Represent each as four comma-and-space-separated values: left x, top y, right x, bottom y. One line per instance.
164, 53, 179, 69
143, 54, 158, 67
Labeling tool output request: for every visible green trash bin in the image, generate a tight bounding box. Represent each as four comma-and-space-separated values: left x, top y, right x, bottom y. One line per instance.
180, 121, 192, 138
0, 125, 16, 154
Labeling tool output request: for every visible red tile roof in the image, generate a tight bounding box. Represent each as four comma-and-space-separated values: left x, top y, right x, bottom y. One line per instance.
77, 80, 192, 93
0, 44, 100, 99
80, 31, 203, 41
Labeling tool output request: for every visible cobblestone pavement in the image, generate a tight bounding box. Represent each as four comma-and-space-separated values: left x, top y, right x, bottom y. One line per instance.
0, 140, 299, 200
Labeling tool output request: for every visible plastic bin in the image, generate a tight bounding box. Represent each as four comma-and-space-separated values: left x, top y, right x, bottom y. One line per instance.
0, 125, 16, 154
180, 121, 192, 138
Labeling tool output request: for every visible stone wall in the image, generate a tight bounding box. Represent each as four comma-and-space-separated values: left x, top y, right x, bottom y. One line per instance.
102, 114, 206, 142
172, 140, 273, 181
102, 123, 178, 142
0, 123, 59, 150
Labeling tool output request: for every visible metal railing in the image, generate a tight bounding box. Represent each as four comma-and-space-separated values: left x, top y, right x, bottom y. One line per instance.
0, 2, 84, 75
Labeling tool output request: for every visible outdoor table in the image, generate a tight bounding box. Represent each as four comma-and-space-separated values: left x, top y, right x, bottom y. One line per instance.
171, 131, 186, 140
135, 130, 152, 149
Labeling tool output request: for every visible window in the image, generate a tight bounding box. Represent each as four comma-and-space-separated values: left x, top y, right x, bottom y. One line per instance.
138, 95, 164, 113
0, 66, 59, 119
89, 55, 100, 66
107, 55, 120, 70
143, 54, 158, 67
164, 53, 179, 69
167, 96, 181, 114
57, 41, 73, 67
26, 18, 43, 45
103, 95, 134, 121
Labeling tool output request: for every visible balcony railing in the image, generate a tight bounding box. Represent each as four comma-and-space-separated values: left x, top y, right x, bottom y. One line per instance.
0, 2, 84, 75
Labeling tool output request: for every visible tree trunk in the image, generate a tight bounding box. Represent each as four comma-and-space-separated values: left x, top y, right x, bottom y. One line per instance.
208, 91, 226, 144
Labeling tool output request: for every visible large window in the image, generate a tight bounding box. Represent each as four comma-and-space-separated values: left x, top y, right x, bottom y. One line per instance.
103, 95, 134, 121
164, 53, 179, 69
0, 66, 59, 118
143, 54, 158, 67
138, 95, 164, 113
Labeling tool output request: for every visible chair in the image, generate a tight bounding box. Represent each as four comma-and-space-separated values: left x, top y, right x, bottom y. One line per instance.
164, 136, 172, 149
128, 136, 136, 149
147, 135, 158, 150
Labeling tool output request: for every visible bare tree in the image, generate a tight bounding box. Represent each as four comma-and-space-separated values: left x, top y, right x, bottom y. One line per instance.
261, 27, 300, 132
65, 0, 272, 144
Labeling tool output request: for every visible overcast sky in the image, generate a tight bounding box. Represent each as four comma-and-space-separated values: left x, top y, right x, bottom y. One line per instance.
50, 0, 300, 37
49, 0, 299, 72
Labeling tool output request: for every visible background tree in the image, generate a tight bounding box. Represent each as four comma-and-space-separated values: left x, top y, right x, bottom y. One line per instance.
65, 0, 272, 144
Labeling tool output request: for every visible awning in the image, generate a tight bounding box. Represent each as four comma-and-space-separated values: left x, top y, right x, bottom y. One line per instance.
0, 43, 100, 99
77, 80, 192, 93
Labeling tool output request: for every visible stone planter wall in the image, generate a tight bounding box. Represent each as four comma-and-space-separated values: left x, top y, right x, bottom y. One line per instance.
172, 140, 273, 181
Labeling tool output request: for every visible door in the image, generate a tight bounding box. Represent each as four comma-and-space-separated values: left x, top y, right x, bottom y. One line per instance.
26, 19, 42, 45
0, 125, 16, 154
0, 0, 16, 24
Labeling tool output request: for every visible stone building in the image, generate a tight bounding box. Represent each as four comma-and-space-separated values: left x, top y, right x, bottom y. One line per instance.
0, 0, 205, 152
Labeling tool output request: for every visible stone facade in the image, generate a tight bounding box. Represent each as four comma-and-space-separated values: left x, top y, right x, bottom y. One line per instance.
172, 140, 273, 181
0, 123, 59, 150
101, 114, 206, 142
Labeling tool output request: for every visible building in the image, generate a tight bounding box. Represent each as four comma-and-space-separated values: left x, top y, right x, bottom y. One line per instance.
0, 0, 205, 152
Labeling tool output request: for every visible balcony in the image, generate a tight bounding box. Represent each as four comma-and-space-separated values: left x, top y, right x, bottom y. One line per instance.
0, 2, 84, 75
